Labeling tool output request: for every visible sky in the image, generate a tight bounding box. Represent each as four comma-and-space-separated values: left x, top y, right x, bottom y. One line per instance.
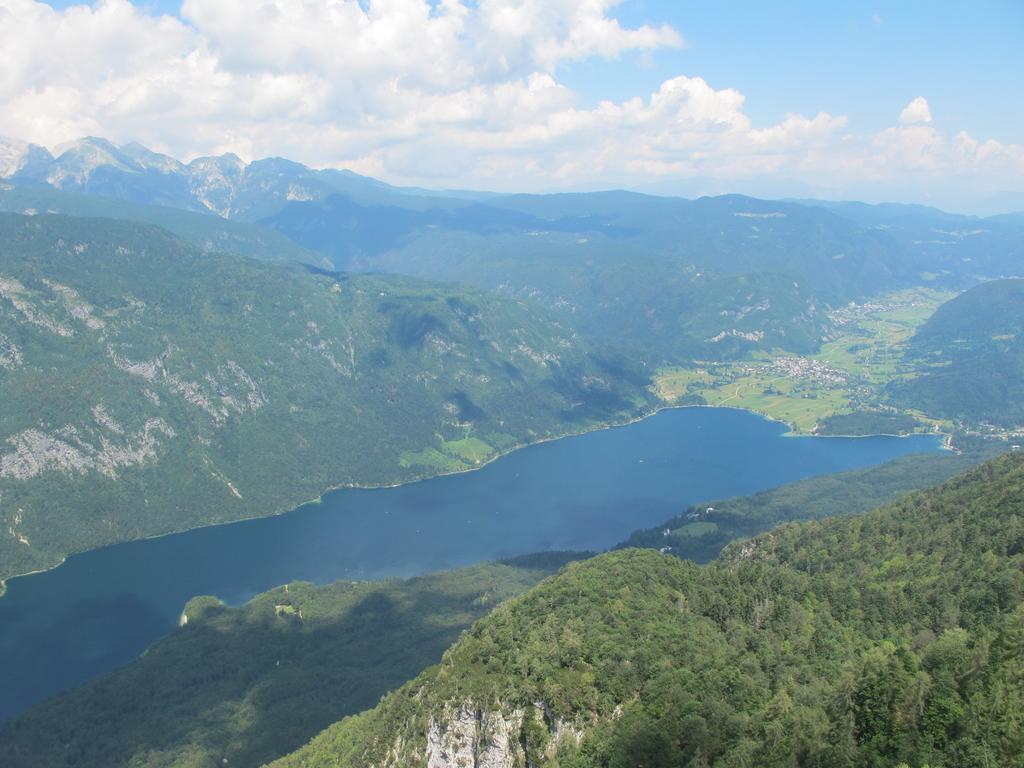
1, 0, 1022, 213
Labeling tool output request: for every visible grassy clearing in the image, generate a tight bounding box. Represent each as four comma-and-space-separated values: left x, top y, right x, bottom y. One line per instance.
441, 436, 496, 465
398, 447, 465, 473
650, 367, 715, 401
672, 521, 719, 538
698, 375, 853, 433
399, 434, 502, 472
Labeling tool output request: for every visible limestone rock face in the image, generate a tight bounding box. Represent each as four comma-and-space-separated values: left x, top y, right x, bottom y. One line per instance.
417, 700, 584, 768
426, 703, 525, 768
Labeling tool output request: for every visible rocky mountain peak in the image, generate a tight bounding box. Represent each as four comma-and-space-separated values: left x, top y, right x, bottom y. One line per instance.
48, 137, 139, 186
119, 142, 185, 174
0, 136, 54, 179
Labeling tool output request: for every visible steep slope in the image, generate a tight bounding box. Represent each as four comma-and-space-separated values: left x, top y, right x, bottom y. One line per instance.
0, 553, 585, 768
619, 448, 996, 562
0, 138, 53, 179
802, 200, 1024, 279
893, 279, 1024, 427
0, 183, 317, 263
275, 454, 1024, 768
0, 213, 649, 586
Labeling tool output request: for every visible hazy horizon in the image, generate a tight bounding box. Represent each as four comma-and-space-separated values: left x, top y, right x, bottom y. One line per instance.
3, 131, 1021, 218
1, 1, 1021, 215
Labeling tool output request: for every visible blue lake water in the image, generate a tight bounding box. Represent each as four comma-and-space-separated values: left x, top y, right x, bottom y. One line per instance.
0, 407, 941, 720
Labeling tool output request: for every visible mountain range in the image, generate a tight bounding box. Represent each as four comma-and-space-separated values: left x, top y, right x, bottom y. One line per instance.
0, 136, 421, 220
1, 134, 1023, 767
4, 136, 1023, 366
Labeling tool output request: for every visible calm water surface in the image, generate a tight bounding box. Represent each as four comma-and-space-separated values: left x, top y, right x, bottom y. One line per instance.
0, 407, 941, 719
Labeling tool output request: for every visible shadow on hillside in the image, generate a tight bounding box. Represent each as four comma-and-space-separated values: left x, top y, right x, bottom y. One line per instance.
0, 555, 588, 768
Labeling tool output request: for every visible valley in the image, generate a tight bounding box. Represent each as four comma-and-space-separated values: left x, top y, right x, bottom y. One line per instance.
0, 137, 1021, 768
651, 287, 957, 435
0, 414, 962, 766
3, 447, 1011, 768
0, 406, 940, 723
1, 4, 1021, 766
5, 185, 1011, 596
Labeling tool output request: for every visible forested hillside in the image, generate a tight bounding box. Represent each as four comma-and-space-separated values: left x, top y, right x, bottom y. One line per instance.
0, 213, 649, 585
620, 448, 996, 562
894, 279, 1024, 427
263, 192, 916, 362
803, 200, 1024, 278
260, 192, 1024, 366
0, 183, 317, 264
276, 454, 1024, 768
264, 191, 910, 301
335, 223, 834, 361
1, 451, 995, 767
17, 137, 1024, 367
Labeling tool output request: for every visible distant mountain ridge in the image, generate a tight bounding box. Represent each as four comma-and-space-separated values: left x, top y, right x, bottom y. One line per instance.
4, 135, 1024, 367
0, 182, 318, 264
0, 136, 415, 220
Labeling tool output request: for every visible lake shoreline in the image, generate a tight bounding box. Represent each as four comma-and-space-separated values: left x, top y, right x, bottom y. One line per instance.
0, 401, 948, 599
0, 401, 660, 598
0, 405, 947, 722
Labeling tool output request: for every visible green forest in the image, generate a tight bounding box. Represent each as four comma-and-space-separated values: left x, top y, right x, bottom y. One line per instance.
894, 279, 1024, 428
619, 448, 998, 562
275, 454, 1024, 768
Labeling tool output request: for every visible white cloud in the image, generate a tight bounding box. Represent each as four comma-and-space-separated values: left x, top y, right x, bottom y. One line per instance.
899, 96, 933, 125
0, 0, 1020, 211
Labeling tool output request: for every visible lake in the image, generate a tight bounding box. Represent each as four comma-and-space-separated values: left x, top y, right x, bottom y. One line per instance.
0, 406, 941, 720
